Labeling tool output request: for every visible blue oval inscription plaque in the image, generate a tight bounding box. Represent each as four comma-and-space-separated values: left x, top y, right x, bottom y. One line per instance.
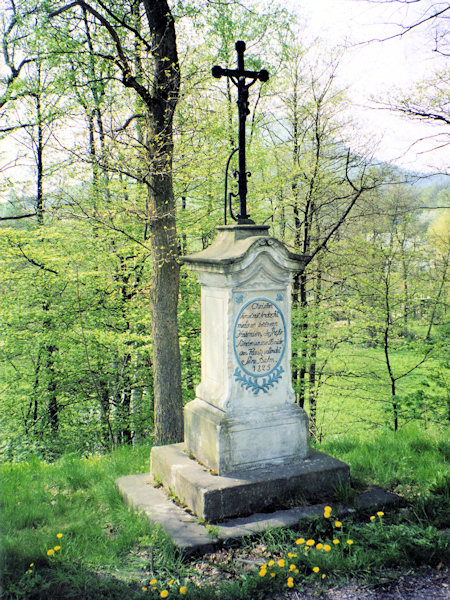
233, 298, 286, 378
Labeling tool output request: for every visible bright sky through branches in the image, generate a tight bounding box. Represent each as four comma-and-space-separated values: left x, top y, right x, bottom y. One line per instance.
285, 0, 449, 173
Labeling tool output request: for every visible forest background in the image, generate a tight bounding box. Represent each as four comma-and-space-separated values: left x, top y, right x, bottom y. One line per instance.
0, 1, 449, 598
0, 0, 448, 461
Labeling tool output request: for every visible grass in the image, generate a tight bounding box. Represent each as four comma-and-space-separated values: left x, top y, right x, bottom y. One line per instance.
321, 423, 449, 501
307, 343, 448, 439
1, 424, 449, 599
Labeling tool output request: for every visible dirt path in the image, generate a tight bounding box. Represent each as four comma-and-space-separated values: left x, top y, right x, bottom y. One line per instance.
263, 568, 449, 600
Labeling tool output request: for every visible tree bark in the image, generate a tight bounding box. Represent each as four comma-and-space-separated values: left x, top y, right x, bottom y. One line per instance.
143, 0, 183, 444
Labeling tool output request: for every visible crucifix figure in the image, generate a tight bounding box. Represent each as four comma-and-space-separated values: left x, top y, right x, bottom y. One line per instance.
212, 41, 269, 224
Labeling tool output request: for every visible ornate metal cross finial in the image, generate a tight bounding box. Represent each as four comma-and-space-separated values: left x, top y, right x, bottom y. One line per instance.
212, 41, 269, 225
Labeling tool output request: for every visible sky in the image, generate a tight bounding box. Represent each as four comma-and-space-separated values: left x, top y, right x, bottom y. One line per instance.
0, 0, 448, 200
284, 0, 449, 173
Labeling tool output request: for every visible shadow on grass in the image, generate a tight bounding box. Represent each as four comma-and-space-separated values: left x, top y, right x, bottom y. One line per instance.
2, 557, 147, 600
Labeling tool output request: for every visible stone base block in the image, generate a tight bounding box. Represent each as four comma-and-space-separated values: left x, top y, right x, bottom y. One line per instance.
150, 443, 350, 522
184, 398, 309, 475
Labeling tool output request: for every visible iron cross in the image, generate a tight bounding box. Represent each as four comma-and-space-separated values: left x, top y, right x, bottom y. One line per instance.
212, 41, 269, 224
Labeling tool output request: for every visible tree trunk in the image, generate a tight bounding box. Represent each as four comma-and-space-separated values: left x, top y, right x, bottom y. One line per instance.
48, 0, 184, 445
383, 261, 398, 431
308, 264, 321, 438
147, 164, 183, 443
425, 249, 448, 341
35, 80, 44, 226
143, 0, 183, 444
46, 343, 59, 434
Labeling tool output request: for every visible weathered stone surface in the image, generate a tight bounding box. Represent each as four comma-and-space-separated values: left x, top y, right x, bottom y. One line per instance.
183, 399, 310, 475
216, 505, 328, 540
116, 475, 401, 553
115, 473, 217, 553
181, 224, 307, 267
151, 443, 350, 522
355, 485, 404, 509
139, 225, 354, 541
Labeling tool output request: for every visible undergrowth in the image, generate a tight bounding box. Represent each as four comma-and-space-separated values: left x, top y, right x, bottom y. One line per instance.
1, 425, 448, 599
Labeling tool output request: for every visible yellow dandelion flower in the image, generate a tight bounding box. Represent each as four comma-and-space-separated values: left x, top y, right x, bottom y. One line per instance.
168, 579, 174, 585
334, 521, 342, 528
306, 539, 315, 546
160, 591, 169, 599
259, 568, 267, 577
56, 533, 63, 539
347, 539, 354, 545
288, 552, 297, 558
289, 564, 296, 571
180, 587, 187, 595
287, 578, 294, 588
142, 587, 147, 592
27, 569, 33, 574
268, 560, 275, 566
322, 574, 326, 579
333, 539, 340, 544
370, 516, 375, 521
150, 579, 157, 585
294, 568, 299, 574
30, 563, 34, 567
324, 544, 331, 552
270, 572, 276, 578
54, 546, 61, 551
316, 543, 323, 550
325, 505, 332, 512
47, 549, 54, 556
278, 559, 285, 567
377, 511, 384, 517
324, 512, 331, 519
295, 538, 305, 545
313, 566, 320, 573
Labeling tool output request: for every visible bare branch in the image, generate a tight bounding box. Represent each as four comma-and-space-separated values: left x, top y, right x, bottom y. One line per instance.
355, 3, 450, 45
0, 212, 38, 221
48, 0, 154, 107
9, 240, 58, 274
113, 114, 144, 133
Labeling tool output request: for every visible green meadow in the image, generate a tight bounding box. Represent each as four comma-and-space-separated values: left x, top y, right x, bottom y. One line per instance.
310, 344, 447, 439
2, 418, 448, 599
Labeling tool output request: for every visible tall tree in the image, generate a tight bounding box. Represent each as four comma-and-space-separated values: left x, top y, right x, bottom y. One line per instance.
42, 0, 183, 444
266, 44, 377, 433
337, 180, 447, 430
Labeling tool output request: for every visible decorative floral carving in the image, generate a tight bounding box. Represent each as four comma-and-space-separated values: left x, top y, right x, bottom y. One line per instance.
234, 366, 284, 395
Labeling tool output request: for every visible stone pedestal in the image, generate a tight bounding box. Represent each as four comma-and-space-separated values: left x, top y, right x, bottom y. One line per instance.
182, 224, 309, 475
151, 225, 350, 521
151, 443, 350, 522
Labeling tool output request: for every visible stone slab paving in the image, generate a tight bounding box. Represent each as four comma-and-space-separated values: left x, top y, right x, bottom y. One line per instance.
116, 474, 402, 554
116, 474, 217, 553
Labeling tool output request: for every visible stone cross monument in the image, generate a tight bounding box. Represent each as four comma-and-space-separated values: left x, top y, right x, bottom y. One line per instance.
150, 42, 349, 523
151, 225, 349, 522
